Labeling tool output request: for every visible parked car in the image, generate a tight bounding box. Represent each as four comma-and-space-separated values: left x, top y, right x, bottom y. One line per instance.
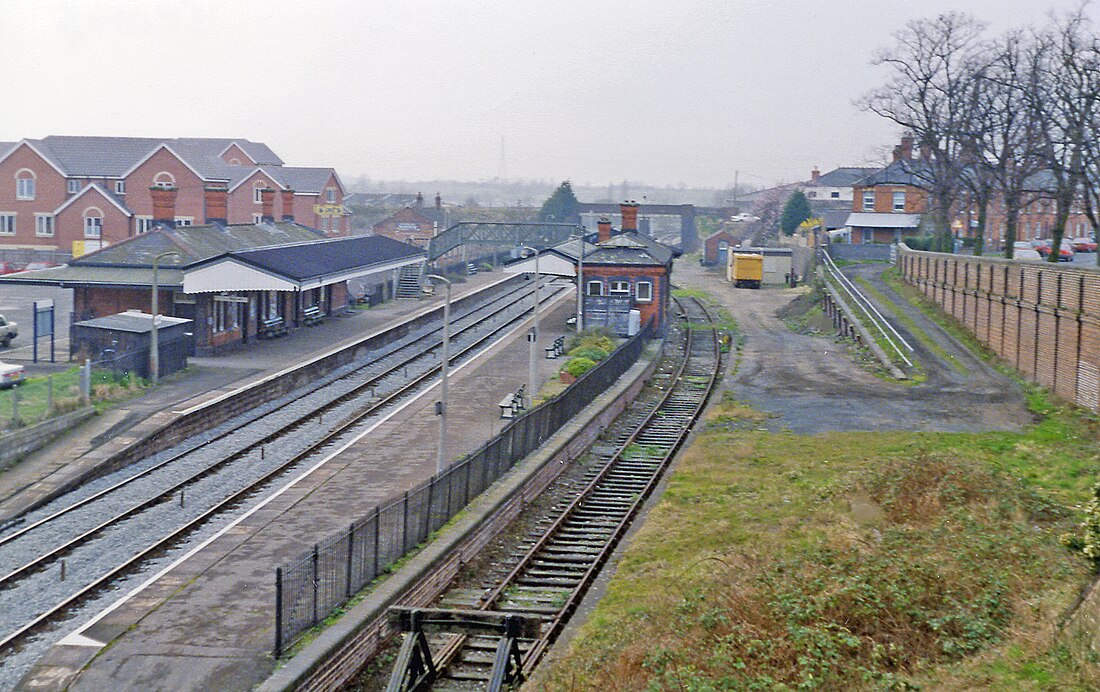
0, 314, 17, 347
0, 361, 24, 388
1072, 237, 1098, 252
1035, 240, 1075, 261
1012, 242, 1042, 261
0, 262, 22, 274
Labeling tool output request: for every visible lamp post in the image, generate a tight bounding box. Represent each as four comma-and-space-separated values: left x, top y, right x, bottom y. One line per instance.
150, 251, 180, 385
424, 273, 452, 473
575, 230, 585, 334
518, 245, 540, 409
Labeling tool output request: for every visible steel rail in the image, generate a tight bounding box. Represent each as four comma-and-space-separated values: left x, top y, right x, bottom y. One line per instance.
0, 279, 567, 655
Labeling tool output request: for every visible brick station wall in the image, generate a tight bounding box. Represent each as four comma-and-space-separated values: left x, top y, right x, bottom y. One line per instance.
897, 247, 1100, 414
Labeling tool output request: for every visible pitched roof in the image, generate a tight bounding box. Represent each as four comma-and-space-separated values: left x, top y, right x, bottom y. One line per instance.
227, 235, 425, 281
811, 167, 880, 187
72, 222, 325, 267
263, 166, 339, 194
586, 231, 675, 266
856, 159, 933, 188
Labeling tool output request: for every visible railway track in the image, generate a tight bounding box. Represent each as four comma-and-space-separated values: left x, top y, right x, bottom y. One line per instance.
0, 277, 567, 659
383, 295, 721, 691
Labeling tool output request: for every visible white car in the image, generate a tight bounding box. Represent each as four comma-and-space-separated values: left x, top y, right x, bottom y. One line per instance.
0, 361, 24, 388
1011, 242, 1041, 261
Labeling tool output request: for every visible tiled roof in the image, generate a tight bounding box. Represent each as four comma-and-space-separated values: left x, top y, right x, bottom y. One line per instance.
72, 222, 324, 267
811, 167, 880, 187
586, 231, 675, 266
856, 159, 933, 187
264, 166, 337, 194
0, 264, 185, 288
230, 235, 425, 281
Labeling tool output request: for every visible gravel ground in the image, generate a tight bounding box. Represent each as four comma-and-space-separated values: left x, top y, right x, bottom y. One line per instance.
679, 259, 1034, 434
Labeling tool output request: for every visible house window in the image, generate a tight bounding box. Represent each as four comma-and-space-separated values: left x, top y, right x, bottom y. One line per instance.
213, 296, 241, 333
807, 191, 817, 199
326, 187, 336, 203
152, 173, 175, 189
609, 280, 630, 296
174, 217, 194, 227
254, 184, 266, 204
862, 190, 875, 211
892, 190, 906, 212
636, 280, 654, 302
252, 213, 264, 224
68, 180, 80, 194
136, 216, 153, 234
0, 214, 14, 235
115, 180, 126, 194
15, 171, 35, 200
586, 280, 603, 296
84, 213, 103, 238
830, 191, 840, 199
35, 214, 54, 237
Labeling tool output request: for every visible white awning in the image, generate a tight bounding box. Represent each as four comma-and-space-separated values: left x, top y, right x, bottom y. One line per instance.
183, 259, 297, 293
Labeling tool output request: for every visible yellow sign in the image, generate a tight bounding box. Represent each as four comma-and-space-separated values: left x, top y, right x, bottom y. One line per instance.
313, 204, 344, 218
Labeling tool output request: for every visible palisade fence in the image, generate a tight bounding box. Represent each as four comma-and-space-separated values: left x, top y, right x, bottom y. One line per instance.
274, 322, 654, 656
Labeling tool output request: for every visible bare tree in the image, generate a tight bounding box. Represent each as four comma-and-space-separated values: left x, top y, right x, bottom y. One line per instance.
1025, 9, 1100, 262
967, 29, 1046, 259
861, 13, 987, 251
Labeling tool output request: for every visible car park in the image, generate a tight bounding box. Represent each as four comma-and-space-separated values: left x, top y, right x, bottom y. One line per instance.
1011, 242, 1042, 261
0, 361, 24, 388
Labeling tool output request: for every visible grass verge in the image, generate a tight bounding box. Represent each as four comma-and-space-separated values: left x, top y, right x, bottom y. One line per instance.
529, 394, 1100, 690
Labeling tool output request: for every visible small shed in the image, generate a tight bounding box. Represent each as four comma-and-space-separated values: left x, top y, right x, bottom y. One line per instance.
703, 230, 739, 266
71, 311, 192, 380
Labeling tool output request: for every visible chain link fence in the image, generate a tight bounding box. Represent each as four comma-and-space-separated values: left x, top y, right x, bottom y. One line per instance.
274, 322, 653, 655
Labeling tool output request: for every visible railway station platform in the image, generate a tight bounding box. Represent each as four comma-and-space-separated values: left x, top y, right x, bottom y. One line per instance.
0, 269, 515, 525
10, 269, 596, 691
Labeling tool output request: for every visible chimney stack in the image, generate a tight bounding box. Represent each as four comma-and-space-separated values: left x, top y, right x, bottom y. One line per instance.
620, 200, 639, 233
900, 134, 914, 160
435, 192, 442, 210
597, 216, 612, 243
260, 188, 275, 223
811, 166, 820, 183
892, 145, 902, 162
919, 143, 931, 161
150, 186, 178, 228
415, 191, 424, 209
281, 188, 295, 222
204, 186, 228, 225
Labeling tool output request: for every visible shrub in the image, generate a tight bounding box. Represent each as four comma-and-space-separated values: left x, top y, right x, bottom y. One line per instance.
564, 357, 597, 378
567, 346, 608, 362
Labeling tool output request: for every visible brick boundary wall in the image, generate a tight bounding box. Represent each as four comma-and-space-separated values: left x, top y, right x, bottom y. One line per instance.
897, 246, 1100, 414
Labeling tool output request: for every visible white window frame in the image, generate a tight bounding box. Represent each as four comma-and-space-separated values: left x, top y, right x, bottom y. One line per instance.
152, 172, 175, 189
254, 184, 266, 204
892, 190, 906, 212
252, 213, 264, 224
635, 280, 653, 302
586, 280, 603, 296
326, 187, 336, 203
34, 213, 54, 237
136, 216, 154, 234
174, 216, 194, 227
862, 190, 875, 211
15, 172, 35, 200
115, 180, 126, 194
609, 280, 630, 296
84, 214, 103, 239
0, 213, 15, 235
68, 180, 80, 194
830, 191, 840, 199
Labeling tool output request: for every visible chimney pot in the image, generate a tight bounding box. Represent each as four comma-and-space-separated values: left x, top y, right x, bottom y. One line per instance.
900, 135, 914, 160
811, 167, 820, 183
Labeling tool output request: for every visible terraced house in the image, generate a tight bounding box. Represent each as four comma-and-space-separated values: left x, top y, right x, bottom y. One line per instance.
0, 136, 349, 257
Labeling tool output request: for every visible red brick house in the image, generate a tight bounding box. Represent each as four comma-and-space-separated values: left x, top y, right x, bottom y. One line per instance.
371, 194, 447, 247
703, 230, 739, 265
0, 136, 348, 258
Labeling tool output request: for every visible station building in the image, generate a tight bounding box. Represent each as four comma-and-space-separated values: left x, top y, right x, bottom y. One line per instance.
508, 201, 676, 335
2, 221, 425, 354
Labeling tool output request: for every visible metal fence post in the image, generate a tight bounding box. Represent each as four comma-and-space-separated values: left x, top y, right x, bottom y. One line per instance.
425, 476, 435, 536
372, 506, 381, 579
311, 543, 319, 627
275, 567, 283, 657
346, 523, 355, 599
82, 359, 91, 405
402, 490, 410, 553
11, 385, 19, 426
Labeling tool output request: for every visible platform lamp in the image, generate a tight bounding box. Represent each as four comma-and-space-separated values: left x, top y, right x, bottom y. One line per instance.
517, 245, 540, 409
150, 250, 180, 386
424, 273, 452, 474
574, 229, 585, 334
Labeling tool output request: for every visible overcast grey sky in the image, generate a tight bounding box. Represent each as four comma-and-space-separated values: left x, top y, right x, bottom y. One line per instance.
2, 1, 1097, 189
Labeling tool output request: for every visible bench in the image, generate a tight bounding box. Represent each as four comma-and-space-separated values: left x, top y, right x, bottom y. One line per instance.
545, 335, 566, 359
499, 385, 526, 419
258, 316, 288, 339
302, 305, 324, 326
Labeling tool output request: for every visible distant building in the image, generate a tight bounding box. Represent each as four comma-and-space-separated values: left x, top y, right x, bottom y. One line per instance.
0, 136, 349, 258
371, 192, 448, 247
